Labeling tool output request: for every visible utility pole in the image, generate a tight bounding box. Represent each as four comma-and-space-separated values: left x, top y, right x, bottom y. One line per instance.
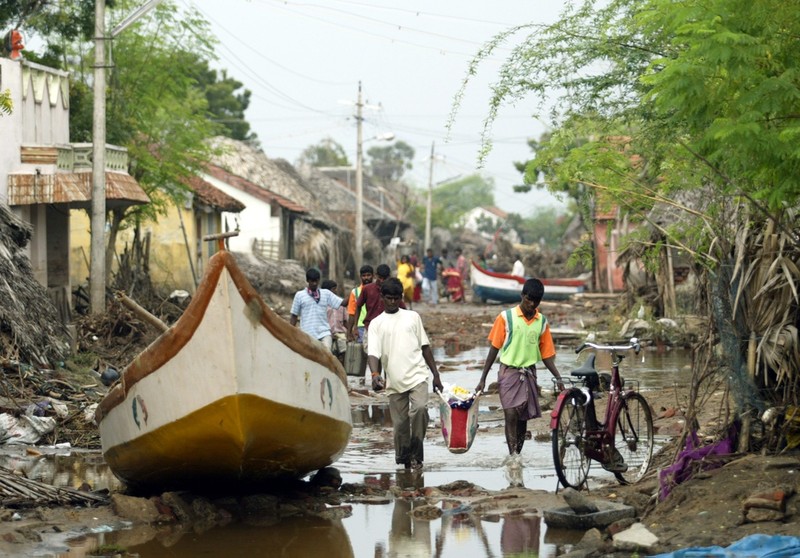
90, 0, 165, 314
354, 82, 364, 271
90, 0, 107, 314
424, 141, 435, 251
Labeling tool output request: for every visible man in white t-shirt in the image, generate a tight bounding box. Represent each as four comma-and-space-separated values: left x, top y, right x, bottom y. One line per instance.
367, 278, 443, 471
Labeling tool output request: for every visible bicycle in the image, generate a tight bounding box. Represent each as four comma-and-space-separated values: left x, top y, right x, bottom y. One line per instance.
551, 338, 654, 489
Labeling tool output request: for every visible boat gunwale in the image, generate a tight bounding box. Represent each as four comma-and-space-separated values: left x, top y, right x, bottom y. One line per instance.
470, 260, 526, 284
470, 260, 587, 287
95, 251, 348, 424
470, 260, 585, 302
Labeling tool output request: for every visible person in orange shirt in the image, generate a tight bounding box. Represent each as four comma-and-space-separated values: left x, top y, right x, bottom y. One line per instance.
475, 279, 565, 461
346, 265, 374, 342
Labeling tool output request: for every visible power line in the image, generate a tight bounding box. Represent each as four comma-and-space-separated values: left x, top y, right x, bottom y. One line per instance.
258, 0, 513, 50
189, 0, 354, 86
213, 41, 340, 115
305, 0, 520, 28
257, 0, 513, 60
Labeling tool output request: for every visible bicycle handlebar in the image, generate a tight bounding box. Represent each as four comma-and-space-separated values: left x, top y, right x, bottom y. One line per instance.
575, 338, 641, 355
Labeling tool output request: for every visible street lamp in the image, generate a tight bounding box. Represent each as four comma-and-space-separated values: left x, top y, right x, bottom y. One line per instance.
353, 82, 393, 271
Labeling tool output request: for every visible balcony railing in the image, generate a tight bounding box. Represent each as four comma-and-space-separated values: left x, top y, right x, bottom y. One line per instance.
22, 143, 129, 173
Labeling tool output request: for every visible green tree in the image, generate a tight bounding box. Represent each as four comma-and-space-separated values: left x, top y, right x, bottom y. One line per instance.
506, 208, 571, 248
1, 0, 98, 68
188, 60, 256, 142
105, 3, 218, 249
407, 174, 495, 231
52, 1, 220, 279
454, 0, 800, 214
298, 138, 350, 167
367, 140, 414, 187
453, 0, 800, 410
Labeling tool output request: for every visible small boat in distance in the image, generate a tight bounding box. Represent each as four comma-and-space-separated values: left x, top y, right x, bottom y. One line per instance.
95, 232, 352, 491
470, 260, 586, 303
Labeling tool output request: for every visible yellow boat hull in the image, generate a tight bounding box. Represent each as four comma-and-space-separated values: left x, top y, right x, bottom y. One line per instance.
96, 252, 352, 490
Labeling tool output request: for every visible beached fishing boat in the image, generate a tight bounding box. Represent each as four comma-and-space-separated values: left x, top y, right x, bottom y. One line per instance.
95, 235, 352, 490
470, 260, 586, 303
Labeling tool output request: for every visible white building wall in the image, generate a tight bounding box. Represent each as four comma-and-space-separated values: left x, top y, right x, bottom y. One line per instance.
202, 173, 279, 253
0, 59, 70, 288
0, 59, 24, 205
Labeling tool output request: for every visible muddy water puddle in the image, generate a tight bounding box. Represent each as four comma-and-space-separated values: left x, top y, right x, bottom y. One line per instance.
9, 345, 692, 557
56, 502, 574, 557
433, 345, 694, 392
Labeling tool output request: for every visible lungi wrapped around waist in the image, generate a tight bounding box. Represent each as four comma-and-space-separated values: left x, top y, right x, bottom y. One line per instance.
498, 363, 541, 421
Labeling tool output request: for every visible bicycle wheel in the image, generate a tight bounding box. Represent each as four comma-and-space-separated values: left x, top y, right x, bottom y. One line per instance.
614, 392, 654, 485
552, 389, 590, 489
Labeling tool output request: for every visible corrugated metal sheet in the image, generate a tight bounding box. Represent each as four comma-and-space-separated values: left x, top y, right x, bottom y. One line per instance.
7, 171, 149, 207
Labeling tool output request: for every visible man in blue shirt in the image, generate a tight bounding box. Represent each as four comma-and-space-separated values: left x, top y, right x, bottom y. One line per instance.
421, 248, 442, 305
290, 268, 344, 350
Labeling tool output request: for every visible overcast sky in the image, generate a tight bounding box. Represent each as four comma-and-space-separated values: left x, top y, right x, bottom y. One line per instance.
189, 0, 567, 216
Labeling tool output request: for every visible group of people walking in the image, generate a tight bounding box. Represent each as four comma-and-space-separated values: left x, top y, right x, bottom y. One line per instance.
287, 256, 563, 481
402, 247, 469, 306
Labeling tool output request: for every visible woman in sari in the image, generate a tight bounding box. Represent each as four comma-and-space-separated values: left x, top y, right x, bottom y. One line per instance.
396, 254, 415, 310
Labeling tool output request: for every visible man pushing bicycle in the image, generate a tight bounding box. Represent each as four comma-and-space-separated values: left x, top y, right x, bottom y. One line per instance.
475, 278, 566, 483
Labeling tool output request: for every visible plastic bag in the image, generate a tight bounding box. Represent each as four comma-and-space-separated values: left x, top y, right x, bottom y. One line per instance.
0, 413, 56, 445
440, 382, 476, 410
438, 383, 480, 454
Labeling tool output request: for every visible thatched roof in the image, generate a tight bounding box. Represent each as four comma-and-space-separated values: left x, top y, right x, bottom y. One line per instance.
299, 164, 405, 222
209, 137, 316, 208
307, 166, 407, 220
0, 204, 69, 366
207, 137, 341, 231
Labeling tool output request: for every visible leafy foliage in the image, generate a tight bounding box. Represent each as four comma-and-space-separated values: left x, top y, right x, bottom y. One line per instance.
506, 208, 572, 248
188, 59, 256, 142
366, 140, 414, 187
0, 0, 99, 44
0, 88, 11, 115
298, 137, 350, 167
406, 174, 495, 232
97, 3, 218, 216
452, 0, 800, 412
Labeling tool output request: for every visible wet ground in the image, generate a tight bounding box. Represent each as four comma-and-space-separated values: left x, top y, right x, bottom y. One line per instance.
0, 343, 695, 557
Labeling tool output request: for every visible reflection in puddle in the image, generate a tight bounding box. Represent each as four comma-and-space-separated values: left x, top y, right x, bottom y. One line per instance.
443, 338, 473, 357
54, 492, 575, 558
352, 492, 576, 558
112, 517, 354, 558
0, 448, 122, 492
351, 404, 392, 427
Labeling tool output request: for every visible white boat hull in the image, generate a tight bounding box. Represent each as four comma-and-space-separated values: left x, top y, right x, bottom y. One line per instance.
470, 261, 585, 303
96, 252, 352, 490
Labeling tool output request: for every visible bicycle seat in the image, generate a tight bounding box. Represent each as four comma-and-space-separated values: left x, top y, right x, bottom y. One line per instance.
571, 355, 603, 391
570, 354, 597, 377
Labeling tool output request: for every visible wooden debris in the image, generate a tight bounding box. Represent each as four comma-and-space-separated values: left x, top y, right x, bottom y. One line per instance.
0, 466, 107, 507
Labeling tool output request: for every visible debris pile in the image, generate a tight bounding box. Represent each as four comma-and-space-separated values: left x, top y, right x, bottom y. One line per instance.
0, 204, 69, 366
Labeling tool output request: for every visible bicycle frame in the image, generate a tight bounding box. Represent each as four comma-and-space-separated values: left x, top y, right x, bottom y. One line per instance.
551, 338, 654, 488
550, 340, 640, 465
